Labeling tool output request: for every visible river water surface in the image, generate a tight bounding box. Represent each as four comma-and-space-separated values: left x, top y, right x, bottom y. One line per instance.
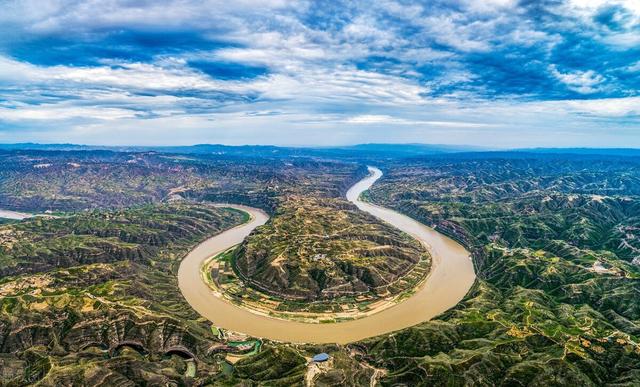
177, 167, 476, 343
0, 210, 33, 220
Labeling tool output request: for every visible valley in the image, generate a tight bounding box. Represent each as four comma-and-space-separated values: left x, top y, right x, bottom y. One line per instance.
0, 148, 639, 385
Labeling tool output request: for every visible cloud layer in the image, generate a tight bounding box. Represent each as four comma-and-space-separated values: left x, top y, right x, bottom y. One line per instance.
0, 0, 638, 147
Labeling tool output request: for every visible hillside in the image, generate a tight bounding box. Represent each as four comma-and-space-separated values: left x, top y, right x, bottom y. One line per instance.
236, 195, 429, 301
0, 203, 250, 385
350, 155, 640, 385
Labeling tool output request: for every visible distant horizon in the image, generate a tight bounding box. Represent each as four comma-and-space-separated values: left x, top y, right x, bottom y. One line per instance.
2, 141, 640, 152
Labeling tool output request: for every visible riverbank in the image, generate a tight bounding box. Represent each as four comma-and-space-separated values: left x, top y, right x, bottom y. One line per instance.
200, 243, 431, 323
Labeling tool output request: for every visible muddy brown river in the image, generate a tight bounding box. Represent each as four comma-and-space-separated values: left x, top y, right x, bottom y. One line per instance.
177, 167, 476, 344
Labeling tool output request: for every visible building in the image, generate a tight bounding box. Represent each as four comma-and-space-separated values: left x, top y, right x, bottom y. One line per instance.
312, 353, 329, 362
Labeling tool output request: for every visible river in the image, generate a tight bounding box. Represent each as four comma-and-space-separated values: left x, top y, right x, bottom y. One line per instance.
177, 167, 476, 344
0, 210, 34, 220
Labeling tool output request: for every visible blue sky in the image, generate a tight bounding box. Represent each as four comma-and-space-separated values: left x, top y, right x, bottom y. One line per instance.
0, 0, 639, 147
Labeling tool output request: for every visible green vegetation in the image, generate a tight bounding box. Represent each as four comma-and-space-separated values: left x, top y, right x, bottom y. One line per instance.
0, 202, 251, 385
0, 151, 209, 211
349, 156, 640, 385
231, 346, 307, 385
236, 195, 429, 302
3, 149, 640, 385
0, 151, 363, 214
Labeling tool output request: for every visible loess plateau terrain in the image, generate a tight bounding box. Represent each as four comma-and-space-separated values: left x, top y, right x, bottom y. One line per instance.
0, 148, 639, 386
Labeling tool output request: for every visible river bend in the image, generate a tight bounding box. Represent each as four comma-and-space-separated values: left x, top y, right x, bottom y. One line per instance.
177, 167, 476, 343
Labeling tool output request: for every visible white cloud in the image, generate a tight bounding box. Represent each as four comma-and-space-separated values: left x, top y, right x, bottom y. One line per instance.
627, 61, 640, 72
567, 0, 640, 17
344, 114, 492, 128
0, 56, 219, 90
462, 0, 518, 14
560, 97, 640, 117
477, 96, 640, 119
1, 0, 306, 34
549, 65, 605, 94
345, 115, 402, 124
0, 104, 138, 121
602, 32, 640, 49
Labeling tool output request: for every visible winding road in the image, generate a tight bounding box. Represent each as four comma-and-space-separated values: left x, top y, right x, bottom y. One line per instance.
177, 167, 476, 344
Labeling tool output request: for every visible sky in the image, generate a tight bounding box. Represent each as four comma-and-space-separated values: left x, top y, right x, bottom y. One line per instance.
0, 0, 639, 148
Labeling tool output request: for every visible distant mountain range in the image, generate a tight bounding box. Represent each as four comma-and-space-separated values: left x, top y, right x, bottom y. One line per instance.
1, 142, 639, 158
514, 147, 640, 156
0, 142, 486, 158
